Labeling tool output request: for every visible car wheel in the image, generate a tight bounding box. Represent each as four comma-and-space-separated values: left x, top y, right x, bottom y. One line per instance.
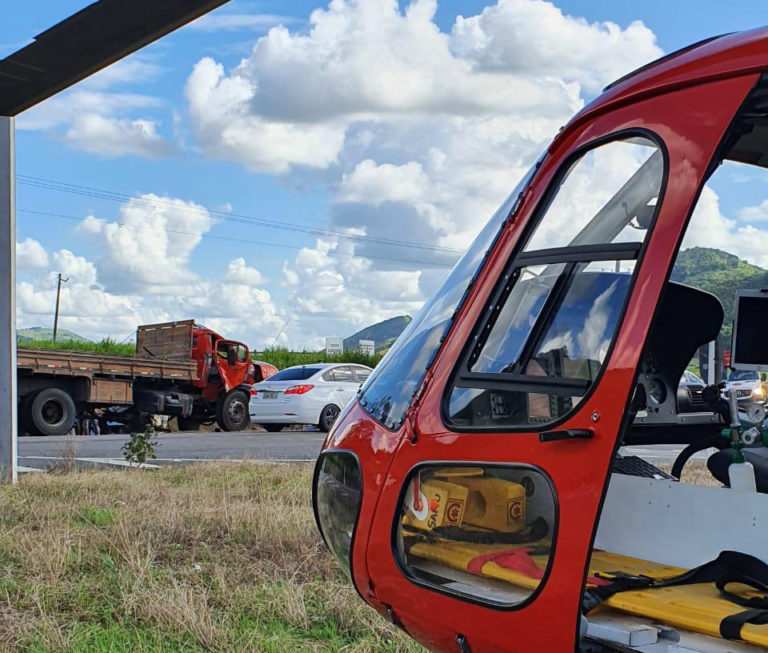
318, 404, 340, 432
261, 424, 283, 432
29, 388, 76, 436
216, 390, 250, 432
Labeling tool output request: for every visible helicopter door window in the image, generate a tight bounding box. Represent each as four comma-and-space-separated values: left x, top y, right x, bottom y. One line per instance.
449, 260, 634, 427
446, 134, 664, 430
395, 464, 557, 607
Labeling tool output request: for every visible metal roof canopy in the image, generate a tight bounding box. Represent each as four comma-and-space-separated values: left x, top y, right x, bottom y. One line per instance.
0, 0, 229, 481
0, 0, 228, 116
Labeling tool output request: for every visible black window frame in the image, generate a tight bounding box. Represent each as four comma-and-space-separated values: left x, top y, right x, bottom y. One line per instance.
442, 128, 669, 433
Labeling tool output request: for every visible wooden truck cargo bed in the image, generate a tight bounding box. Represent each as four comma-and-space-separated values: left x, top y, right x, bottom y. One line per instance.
17, 348, 197, 382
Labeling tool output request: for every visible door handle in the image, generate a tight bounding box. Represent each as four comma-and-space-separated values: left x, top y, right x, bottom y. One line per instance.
539, 428, 593, 443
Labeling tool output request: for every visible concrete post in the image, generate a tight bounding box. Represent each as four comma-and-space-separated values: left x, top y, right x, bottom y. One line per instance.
0, 116, 17, 483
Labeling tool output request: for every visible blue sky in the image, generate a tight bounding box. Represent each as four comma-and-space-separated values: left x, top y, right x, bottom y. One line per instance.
4, 1, 768, 348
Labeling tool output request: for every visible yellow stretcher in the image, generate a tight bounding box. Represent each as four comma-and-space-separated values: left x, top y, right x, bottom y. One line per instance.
407, 538, 768, 647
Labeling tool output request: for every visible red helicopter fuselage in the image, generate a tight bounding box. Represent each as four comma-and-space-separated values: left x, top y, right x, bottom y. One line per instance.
314, 27, 768, 653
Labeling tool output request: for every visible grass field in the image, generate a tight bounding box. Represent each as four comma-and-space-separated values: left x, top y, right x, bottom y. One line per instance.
252, 348, 383, 370
0, 459, 720, 652
0, 464, 420, 653
17, 340, 383, 370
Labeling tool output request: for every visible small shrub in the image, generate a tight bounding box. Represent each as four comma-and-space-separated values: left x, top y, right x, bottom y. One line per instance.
121, 426, 158, 466
73, 507, 116, 528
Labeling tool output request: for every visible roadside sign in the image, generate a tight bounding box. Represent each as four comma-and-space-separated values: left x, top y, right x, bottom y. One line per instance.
359, 340, 375, 356
325, 337, 343, 356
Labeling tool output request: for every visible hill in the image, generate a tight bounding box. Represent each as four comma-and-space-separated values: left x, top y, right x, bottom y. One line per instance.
671, 247, 768, 329
344, 315, 411, 353
17, 326, 90, 344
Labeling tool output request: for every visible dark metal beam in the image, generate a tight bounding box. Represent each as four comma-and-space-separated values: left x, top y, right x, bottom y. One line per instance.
0, 117, 16, 482
0, 0, 229, 116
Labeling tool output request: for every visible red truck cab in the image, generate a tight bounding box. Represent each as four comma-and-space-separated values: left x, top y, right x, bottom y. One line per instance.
184, 324, 277, 430
314, 27, 768, 653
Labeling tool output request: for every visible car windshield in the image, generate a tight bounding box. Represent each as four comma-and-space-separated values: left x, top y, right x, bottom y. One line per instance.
682, 371, 704, 385
730, 369, 759, 382
266, 367, 322, 382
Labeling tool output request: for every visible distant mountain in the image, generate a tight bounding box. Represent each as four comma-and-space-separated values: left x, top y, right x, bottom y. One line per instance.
16, 327, 90, 343
671, 247, 768, 329
344, 315, 412, 353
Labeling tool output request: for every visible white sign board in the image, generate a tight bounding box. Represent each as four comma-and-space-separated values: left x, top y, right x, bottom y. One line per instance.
325, 337, 343, 356
359, 340, 375, 356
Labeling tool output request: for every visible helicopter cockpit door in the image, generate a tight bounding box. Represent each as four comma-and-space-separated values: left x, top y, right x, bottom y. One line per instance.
363, 75, 756, 653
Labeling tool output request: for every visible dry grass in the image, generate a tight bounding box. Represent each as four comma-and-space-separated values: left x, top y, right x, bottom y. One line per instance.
0, 464, 421, 652
659, 458, 720, 486
0, 458, 722, 652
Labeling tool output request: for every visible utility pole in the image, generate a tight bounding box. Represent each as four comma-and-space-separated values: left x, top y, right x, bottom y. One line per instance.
52, 273, 69, 342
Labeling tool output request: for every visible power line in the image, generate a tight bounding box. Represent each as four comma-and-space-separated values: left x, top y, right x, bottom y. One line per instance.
17, 208, 455, 269
17, 174, 464, 256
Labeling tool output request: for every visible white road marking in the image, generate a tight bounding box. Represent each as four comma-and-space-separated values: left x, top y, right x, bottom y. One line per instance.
18, 455, 160, 469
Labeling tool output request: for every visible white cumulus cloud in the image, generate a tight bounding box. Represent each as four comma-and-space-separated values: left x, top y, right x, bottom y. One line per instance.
80, 194, 213, 292
16, 238, 49, 270
182, 0, 662, 345
450, 0, 661, 93
65, 115, 176, 158
17, 52, 174, 159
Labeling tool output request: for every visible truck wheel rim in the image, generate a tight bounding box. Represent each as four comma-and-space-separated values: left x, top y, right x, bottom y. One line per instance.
41, 399, 65, 426
228, 399, 245, 421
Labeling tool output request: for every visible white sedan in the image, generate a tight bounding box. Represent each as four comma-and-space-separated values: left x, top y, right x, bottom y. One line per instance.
249, 363, 373, 432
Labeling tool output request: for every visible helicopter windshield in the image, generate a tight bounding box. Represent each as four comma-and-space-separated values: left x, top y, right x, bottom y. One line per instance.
358, 161, 542, 431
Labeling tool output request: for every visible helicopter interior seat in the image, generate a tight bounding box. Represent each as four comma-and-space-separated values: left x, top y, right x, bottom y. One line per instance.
623, 280, 725, 449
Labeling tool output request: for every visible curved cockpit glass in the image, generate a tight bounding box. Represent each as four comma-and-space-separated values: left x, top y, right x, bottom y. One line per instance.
358, 161, 542, 431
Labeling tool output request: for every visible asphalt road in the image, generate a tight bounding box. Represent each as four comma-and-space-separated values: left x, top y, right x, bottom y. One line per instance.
17, 429, 705, 472
18, 429, 327, 471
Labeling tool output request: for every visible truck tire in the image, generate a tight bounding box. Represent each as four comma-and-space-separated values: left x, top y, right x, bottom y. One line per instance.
29, 388, 76, 436
177, 416, 201, 432
18, 391, 38, 435
216, 390, 250, 432
318, 404, 341, 433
